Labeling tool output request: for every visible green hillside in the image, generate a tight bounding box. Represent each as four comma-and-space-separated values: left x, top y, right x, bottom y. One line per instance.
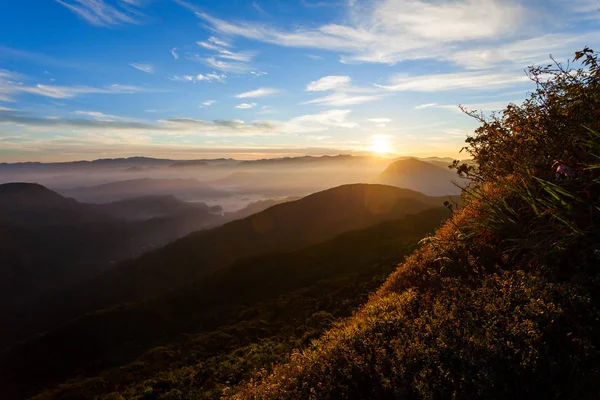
227, 50, 600, 399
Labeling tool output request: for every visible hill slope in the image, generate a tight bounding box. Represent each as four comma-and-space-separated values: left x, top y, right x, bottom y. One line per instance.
0, 184, 223, 347
224, 50, 600, 399
379, 157, 462, 196
37, 184, 449, 317
1, 208, 451, 400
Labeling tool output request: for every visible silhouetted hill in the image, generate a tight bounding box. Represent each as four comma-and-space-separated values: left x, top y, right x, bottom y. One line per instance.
0, 183, 101, 225
57, 178, 228, 203
1, 208, 451, 400
8, 184, 449, 349
99, 195, 221, 221
0, 184, 225, 347
379, 158, 462, 196
168, 160, 209, 168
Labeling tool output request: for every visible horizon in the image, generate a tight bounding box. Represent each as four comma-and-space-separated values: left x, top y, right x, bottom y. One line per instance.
1, 0, 597, 162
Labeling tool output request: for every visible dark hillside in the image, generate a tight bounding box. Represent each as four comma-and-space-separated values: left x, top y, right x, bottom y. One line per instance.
31, 184, 449, 323
1, 208, 450, 400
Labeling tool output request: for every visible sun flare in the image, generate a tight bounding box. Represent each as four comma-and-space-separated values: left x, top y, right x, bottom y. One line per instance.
369, 138, 394, 155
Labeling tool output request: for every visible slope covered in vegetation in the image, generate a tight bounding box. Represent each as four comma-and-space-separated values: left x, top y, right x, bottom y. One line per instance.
229, 49, 600, 399
1, 208, 451, 399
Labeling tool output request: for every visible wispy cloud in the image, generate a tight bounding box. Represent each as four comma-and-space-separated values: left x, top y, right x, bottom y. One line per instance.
130, 63, 154, 73
0, 70, 153, 101
306, 75, 350, 91
73, 110, 140, 121
170, 73, 226, 83
378, 71, 529, 92
193, 0, 599, 70
55, 0, 144, 27
252, 1, 268, 15
191, 35, 259, 74
171, 48, 179, 60
236, 87, 278, 98
302, 92, 382, 106
194, 0, 525, 65
414, 103, 439, 110
285, 109, 357, 133
201, 100, 216, 107
236, 102, 258, 109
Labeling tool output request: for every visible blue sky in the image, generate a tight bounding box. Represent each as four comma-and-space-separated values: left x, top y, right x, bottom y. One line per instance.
0, 0, 598, 162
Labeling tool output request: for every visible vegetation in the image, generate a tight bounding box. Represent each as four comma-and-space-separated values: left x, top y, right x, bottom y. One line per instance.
1, 208, 450, 399
227, 50, 600, 399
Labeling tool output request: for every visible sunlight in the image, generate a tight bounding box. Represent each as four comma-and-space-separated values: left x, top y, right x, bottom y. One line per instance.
369, 137, 394, 155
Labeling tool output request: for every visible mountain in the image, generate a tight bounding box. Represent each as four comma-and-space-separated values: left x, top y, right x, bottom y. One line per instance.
379, 157, 462, 196
1, 184, 451, 355
0, 183, 102, 225
98, 195, 222, 221
0, 184, 224, 345
57, 178, 228, 203
223, 197, 300, 220
0, 207, 451, 400
46, 184, 450, 311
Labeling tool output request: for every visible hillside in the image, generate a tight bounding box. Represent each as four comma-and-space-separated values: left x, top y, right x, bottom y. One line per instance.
379, 157, 462, 196
222, 50, 600, 399
57, 178, 228, 203
0, 184, 224, 347
16, 184, 450, 331
0, 208, 451, 400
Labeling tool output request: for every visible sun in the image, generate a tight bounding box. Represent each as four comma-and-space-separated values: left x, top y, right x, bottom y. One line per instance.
369, 137, 394, 155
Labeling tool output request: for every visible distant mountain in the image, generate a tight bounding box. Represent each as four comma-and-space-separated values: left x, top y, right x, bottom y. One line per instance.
57, 178, 229, 203
99, 195, 222, 221
223, 197, 300, 220
0, 183, 224, 344
1, 207, 451, 400
0, 183, 104, 225
169, 160, 209, 168
379, 158, 462, 196
238, 154, 388, 168
10, 184, 450, 343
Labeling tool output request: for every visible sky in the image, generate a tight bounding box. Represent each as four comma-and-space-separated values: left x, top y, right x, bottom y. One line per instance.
0, 0, 598, 162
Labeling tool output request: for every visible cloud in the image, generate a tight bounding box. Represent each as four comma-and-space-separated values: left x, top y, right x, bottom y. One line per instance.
0, 71, 150, 101
306, 75, 350, 91
55, 0, 143, 27
199, 57, 255, 73
191, 35, 259, 74
367, 118, 392, 123
448, 31, 600, 69
286, 109, 358, 133
236, 103, 258, 109
0, 108, 279, 137
414, 103, 439, 110
252, 1, 268, 15
171, 48, 179, 60
201, 100, 216, 107
130, 63, 154, 73
378, 71, 530, 92
235, 87, 278, 98
73, 110, 140, 121
302, 92, 382, 106
197, 41, 255, 62
208, 36, 232, 47
170, 73, 226, 83
194, 0, 526, 65
0, 108, 157, 130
